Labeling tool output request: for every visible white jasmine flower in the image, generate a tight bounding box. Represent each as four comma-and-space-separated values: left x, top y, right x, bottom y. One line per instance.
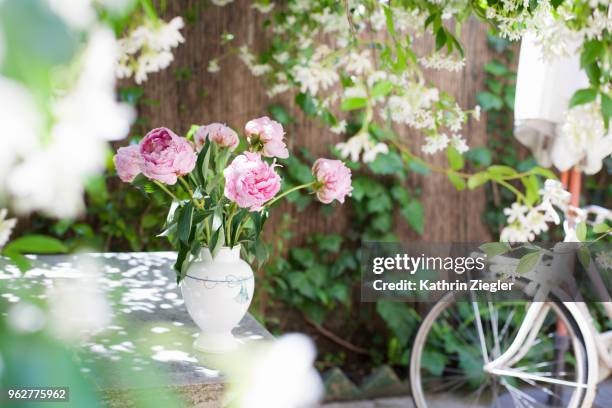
0, 209, 17, 249
252, 2, 274, 13
472, 105, 481, 121
503, 202, 528, 224
115, 17, 185, 84
419, 52, 466, 72
362, 142, 389, 163
343, 50, 373, 75
421, 134, 449, 155
250, 64, 272, 76
266, 83, 290, 98
537, 199, 561, 225
336, 133, 388, 163
524, 208, 549, 235
553, 102, 612, 174
330, 120, 347, 134
239, 45, 256, 67
451, 134, 469, 154
500, 224, 533, 243
273, 51, 290, 64
208, 59, 220, 73
539, 179, 570, 211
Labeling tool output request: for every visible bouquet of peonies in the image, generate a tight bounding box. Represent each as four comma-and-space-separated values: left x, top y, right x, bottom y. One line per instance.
114, 117, 352, 282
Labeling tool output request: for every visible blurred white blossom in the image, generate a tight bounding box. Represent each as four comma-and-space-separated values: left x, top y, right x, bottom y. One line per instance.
211, 0, 233, 6
0, 208, 17, 249
48, 258, 112, 341
224, 334, 323, 408
7, 28, 135, 218
7, 302, 46, 334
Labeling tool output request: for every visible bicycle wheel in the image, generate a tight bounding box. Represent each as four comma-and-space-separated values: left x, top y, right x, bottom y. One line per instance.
410, 280, 591, 408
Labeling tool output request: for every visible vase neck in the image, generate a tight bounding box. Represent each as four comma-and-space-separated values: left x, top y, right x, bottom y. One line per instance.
200, 245, 241, 262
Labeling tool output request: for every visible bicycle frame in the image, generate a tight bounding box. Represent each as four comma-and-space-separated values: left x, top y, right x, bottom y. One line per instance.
479, 245, 612, 407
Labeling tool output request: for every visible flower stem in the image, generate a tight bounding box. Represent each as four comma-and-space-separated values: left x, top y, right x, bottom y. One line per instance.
140, 0, 159, 21
179, 176, 204, 209
264, 182, 315, 208
153, 181, 179, 202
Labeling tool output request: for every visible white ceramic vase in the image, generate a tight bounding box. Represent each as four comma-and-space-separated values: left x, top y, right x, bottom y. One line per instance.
180, 246, 254, 353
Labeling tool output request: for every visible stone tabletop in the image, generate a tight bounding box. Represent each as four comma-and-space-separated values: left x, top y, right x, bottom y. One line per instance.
0, 252, 273, 396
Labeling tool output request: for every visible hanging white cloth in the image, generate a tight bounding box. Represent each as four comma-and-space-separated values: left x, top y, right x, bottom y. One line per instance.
514, 32, 589, 168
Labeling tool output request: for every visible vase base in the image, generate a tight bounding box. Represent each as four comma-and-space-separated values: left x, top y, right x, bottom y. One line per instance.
193, 332, 237, 354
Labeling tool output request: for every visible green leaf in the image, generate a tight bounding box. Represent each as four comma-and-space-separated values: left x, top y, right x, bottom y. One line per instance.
521, 175, 539, 206
447, 172, 466, 190
290, 248, 315, 268
295, 92, 317, 116
467, 172, 490, 190
308, 264, 327, 287
479, 242, 510, 258
465, 147, 492, 168
529, 167, 557, 180
484, 60, 508, 76
516, 251, 540, 274
593, 222, 610, 234
601, 93, 612, 129
185, 124, 201, 141
368, 151, 404, 176
377, 300, 419, 344
577, 246, 590, 269
390, 185, 410, 206
4, 235, 68, 254
435, 27, 446, 51
576, 221, 587, 242
476, 92, 503, 111
340, 97, 367, 111
268, 104, 293, 125
366, 193, 392, 213
317, 235, 343, 253
177, 202, 193, 244
487, 165, 518, 177
401, 200, 424, 235
580, 40, 603, 69
2, 249, 31, 272
569, 88, 597, 108
371, 80, 394, 98
407, 159, 431, 175
446, 146, 464, 170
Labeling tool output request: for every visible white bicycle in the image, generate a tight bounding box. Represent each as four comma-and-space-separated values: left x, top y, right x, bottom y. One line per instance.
410, 206, 612, 407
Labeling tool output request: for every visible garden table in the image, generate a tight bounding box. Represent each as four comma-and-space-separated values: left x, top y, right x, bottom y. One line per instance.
0, 252, 274, 407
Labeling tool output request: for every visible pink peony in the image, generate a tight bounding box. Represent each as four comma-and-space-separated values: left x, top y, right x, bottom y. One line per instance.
244, 116, 289, 159
312, 159, 353, 204
139, 127, 196, 185
195, 123, 239, 151
114, 145, 142, 182
224, 152, 281, 211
